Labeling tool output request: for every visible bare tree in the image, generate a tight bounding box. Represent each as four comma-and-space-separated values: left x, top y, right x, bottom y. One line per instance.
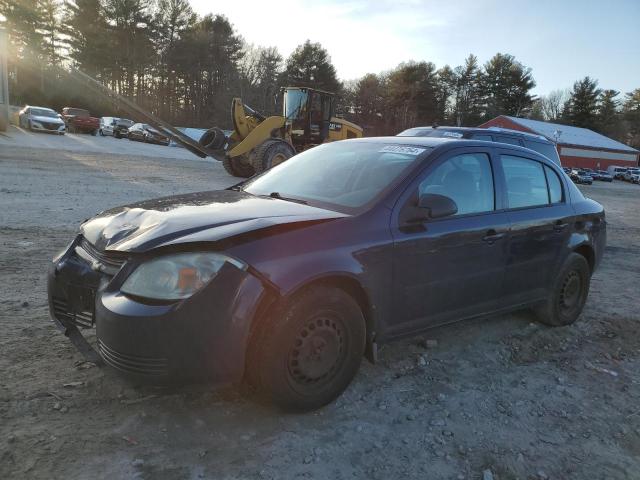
540, 89, 570, 121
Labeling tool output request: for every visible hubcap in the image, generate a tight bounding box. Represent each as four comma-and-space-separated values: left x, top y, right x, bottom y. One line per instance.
288, 316, 344, 385
559, 270, 581, 311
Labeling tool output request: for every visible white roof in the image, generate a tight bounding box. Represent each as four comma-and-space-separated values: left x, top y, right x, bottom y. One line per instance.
505, 116, 639, 153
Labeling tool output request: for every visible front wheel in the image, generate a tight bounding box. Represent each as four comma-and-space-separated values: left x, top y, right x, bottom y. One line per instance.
252, 139, 296, 174
535, 253, 590, 326
246, 286, 366, 412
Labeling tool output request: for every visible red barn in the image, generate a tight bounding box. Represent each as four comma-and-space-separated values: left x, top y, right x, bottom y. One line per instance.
479, 116, 639, 169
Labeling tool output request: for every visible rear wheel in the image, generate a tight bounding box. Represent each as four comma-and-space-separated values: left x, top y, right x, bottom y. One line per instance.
246, 286, 366, 412
251, 139, 296, 174
535, 253, 590, 326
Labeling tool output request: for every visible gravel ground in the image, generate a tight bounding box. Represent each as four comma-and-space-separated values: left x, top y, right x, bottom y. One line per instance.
1, 142, 640, 480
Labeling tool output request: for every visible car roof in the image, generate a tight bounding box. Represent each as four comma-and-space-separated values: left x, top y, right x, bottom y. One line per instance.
343, 136, 557, 165
28, 106, 55, 111
401, 126, 550, 143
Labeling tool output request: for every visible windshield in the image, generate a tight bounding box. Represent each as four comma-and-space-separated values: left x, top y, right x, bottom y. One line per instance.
31, 108, 58, 118
284, 89, 308, 121
243, 142, 430, 212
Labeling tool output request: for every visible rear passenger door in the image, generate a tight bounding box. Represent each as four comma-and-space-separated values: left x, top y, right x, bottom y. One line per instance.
496, 150, 574, 303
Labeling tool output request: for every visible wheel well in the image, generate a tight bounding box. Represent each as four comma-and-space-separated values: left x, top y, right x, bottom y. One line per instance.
272, 276, 373, 341
573, 244, 595, 273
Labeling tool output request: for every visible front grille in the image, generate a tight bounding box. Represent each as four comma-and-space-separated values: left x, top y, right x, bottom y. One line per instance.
98, 340, 168, 376
76, 238, 127, 275
43, 122, 61, 130
52, 296, 94, 328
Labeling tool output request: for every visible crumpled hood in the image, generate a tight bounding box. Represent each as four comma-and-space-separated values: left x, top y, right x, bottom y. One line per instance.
32, 115, 64, 124
81, 189, 346, 253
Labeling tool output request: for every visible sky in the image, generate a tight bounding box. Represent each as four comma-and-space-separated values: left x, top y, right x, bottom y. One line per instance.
190, 0, 640, 96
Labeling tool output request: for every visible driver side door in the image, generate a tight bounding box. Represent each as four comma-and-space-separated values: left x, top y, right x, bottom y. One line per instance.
389, 147, 510, 336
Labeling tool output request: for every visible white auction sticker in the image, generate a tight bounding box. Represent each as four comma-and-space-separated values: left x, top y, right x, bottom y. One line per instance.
379, 145, 426, 155
442, 131, 463, 138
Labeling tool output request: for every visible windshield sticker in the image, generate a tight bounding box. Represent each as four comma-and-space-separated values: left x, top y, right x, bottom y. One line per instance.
379, 145, 426, 155
442, 131, 464, 138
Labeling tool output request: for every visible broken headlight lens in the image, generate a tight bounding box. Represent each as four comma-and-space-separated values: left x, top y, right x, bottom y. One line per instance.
121, 252, 247, 301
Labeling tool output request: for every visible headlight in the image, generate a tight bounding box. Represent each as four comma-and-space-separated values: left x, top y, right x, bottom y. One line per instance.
31, 121, 42, 128
121, 252, 246, 301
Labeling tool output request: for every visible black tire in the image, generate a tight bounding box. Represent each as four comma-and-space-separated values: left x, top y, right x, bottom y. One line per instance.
99, 129, 104, 136
252, 139, 295, 174
199, 127, 226, 150
535, 253, 590, 326
28, 120, 33, 131
222, 155, 255, 178
246, 286, 366, 412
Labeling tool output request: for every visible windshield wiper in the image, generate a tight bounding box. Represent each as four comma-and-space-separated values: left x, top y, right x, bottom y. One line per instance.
268, 192, 308, 205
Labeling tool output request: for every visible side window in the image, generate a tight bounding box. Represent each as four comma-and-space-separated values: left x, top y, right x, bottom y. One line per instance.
544, 166, 563, 203
496, 135, 522, 146
471, 133, 493, 142
502, 155, 549, 208
419, 153, 494, 216
524, 140, 561, 165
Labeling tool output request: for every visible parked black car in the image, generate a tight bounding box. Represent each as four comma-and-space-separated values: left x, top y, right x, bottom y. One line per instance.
113, 118, 134, 138
398, 126, 562, 166
127, 123, 170, 145
48, 138, 606, 411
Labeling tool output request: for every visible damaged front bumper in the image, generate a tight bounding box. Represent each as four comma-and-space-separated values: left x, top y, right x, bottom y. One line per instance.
47, 237, 268, 384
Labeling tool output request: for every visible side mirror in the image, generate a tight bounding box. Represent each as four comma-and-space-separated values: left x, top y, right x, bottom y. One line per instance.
418, 193, 458, 219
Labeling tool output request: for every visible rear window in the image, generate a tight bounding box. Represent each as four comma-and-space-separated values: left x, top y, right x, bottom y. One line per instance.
397, 128, 431, 137
495, 135, 522, 146
397, 128, 464, 138
471, 133, 493, 141
524, 140, 561, 165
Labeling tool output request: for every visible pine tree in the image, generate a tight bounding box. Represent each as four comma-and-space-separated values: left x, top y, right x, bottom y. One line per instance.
596, 89, 621, 137
282, 40, 341, 93
566, 76, 601, 130
623, 88, 640, 148
39, 0, 62, 66
482, 53, 536, 119
64, 0, 110, 77
452, 54, 484, 126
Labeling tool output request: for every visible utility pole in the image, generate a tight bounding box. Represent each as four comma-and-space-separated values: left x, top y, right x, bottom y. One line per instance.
0, 29, 9, 132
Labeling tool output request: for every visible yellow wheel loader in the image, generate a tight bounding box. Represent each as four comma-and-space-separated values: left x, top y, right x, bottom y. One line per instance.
198, 87, 363, 177
64, 70, 362, 178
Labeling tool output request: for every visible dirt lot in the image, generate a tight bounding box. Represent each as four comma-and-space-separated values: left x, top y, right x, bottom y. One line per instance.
1, 143, 640, 480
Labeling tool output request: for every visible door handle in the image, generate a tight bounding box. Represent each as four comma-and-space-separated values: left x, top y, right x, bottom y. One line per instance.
553, 221, 569, 232
482, 230, 505, 244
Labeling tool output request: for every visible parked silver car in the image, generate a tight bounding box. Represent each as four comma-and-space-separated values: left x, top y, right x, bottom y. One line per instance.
18, 106, 65, 134
623, 168, 640, 183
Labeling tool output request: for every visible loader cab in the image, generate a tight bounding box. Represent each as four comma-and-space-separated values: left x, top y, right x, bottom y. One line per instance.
283, 87, 334, 145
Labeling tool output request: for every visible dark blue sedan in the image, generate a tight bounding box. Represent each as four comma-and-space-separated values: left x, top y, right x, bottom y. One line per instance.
48, 137, 606, 411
